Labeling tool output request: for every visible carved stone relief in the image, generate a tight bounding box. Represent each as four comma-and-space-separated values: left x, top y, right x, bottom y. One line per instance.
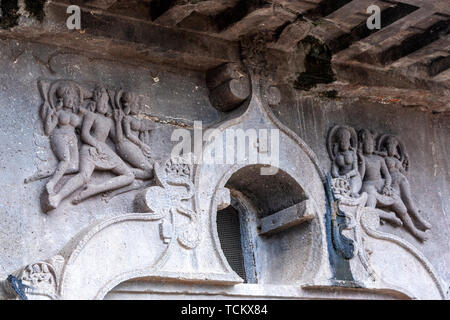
136, 154, 201, 249
1, 76, 334, 299
25, 80, 158, 213
323, 191, 447, 299
327, 125, 431, 242
0, 255, 64, 300
1, 71, 446, 300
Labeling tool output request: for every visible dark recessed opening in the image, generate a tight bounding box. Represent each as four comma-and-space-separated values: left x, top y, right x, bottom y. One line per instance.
216, 205, 247, 281
216, 165, 309, 283
225, 165, 307, 217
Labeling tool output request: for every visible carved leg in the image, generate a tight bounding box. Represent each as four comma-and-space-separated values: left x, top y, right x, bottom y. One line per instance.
132, 167, 154, 180
392, 202, 429, 242
47, 161, 95, 210
73, 164, 134, 204
377, 210, 403, 227
399, 180, 431, 230
350, 175, 362, 198
102, 180, 149, 202
46, 158, 70, 195
46, 133, 80, 194
46, 174, 85, 211
365, 189, 378, 208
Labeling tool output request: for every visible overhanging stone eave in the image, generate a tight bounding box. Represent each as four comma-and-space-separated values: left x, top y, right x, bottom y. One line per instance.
299, 82, 450, 114
0, 1, 242, 72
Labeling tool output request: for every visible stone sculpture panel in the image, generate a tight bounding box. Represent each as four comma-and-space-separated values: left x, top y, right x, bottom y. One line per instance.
327, 125, 431, 242
25, 80, 158, 213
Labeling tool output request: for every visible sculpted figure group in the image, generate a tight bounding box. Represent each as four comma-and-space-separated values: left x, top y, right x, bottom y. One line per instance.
28, 80, 157, 213
327, 125, 431, 242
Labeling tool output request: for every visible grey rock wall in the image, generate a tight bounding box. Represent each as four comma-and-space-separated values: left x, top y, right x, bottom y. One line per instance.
271, 92, 450, 285
0, 34, 448, 293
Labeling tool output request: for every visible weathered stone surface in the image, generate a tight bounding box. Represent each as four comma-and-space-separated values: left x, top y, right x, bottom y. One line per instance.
259, 200, 315, 236
0, 0, 448, 300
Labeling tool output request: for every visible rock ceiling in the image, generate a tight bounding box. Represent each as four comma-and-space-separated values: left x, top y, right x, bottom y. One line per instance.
1, 0, 449, 112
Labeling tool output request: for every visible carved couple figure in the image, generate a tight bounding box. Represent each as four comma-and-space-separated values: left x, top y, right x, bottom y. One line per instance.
31, 80, 156, 212
328, 125, 430, 241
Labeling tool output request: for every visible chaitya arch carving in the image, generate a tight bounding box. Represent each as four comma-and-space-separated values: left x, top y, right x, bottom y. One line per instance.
1, 75, 446, 300
1, 76, 332, 299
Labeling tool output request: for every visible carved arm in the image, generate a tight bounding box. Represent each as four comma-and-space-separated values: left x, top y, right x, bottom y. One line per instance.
44, 109, 58, 136
124, 117, 147, 149
113, 110, 124, 144
331, 161, 340, 178
345, 148, 359, 178
358, 151, 366, 180
381, 158, 392, 188
80, 112, 99, 148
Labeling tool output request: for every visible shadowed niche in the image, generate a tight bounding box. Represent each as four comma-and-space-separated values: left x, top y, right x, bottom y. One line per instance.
217, 165, 310, 284
225, 165, 307, 217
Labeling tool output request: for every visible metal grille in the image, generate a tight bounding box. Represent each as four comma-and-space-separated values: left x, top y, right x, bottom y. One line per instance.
216, 206, 246, 281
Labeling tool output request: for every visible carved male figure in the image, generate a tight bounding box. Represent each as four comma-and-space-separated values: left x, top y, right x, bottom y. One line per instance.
46, 86, 135, 210
359, 129, 428, 241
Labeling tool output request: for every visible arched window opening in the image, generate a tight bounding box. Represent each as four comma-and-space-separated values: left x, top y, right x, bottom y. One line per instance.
216, 165, 314, 284
216, 205, 247, 281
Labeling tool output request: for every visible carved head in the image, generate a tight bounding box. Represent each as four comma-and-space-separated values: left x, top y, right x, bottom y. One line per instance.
385, 135, 403, 159
121, 91, 139, 115
360, 129, 375, 155
93, 86, 110, 115
336, 127, 351, 151
56, 84, 78, 111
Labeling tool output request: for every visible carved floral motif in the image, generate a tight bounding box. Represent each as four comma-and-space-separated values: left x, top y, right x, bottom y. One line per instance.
136, 154, 201, 249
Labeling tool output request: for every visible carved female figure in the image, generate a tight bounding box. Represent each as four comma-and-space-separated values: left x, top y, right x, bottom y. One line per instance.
99, 91, 158, 202
113, 90, 155, 180
359, 130, 428, 241
41, 82, 86, 196
328, 125, 362, 197
379, 135, 431, 231
45, 86, 135, 211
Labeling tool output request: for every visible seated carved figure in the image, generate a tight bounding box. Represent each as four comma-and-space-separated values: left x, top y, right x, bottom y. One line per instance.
378, 135, 431, 231
114, 90, 155, 179
45, 86, 135, 210
43, 82, 85, 196
26, 81, 90, 190
327, 125, 362, 197
359, 129, 428, 241
101, 90, 158, 201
